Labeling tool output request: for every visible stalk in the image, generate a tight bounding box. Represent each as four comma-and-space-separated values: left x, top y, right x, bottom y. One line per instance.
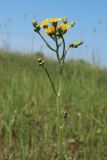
38, 32, 56, 52
43, 66, 57, 97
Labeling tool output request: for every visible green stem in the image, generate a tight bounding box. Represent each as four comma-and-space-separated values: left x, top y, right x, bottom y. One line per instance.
63, 47, 70, 61
43, 66, 57, 96
54, 27, 60, 62
38, 32, 56, 52
61, 36, 66, 61
58, 67, 62, 96
56, 95, 60, 153
56, 60, 63, 156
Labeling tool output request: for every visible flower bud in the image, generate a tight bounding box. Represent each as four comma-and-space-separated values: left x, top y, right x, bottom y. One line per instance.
69, 41, 83, 48
32, 20, 38, 28
32, 20, 40, 32
70, 22, 75, 27
62, 17, 67, 24
38, 58, 42, 63
34, 26, 40, 32
38, 58, 45, 67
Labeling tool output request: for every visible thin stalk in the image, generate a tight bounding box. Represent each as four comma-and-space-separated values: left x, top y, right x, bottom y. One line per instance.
58, 66, 62, 96
54, 26, 60, 62
56, 95, 60, 154
43, 66, 57, 96
61, 36, 66, 61
38, 32, 56, 52
56, 60, 64, 156
63, 47, 70, 61
60, 47, 70, 73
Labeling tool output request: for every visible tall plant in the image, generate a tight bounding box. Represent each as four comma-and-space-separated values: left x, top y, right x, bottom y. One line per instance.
32, 17, 83, 157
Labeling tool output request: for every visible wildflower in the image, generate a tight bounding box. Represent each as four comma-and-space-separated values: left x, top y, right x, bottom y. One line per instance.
69, 41, 83, 48
49, 18, 61, 27
40, 19, 49, 28
58, 24, 71, 35
45, 26, 56, 36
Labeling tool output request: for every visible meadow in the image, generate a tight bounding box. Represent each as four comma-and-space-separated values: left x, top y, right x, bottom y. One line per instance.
0, 50, 107, 160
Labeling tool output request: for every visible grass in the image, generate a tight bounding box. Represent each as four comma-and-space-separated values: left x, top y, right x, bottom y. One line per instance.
0, 50, 107, 159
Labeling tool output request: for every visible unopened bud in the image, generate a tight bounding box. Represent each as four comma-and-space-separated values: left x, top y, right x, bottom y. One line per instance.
34, 26, 40, 32
38, 58, 42, 63
38, 58, 45, 67
39, 62, 42, 66
69, 41, 83, 48
32, 20, 38, 28
70, 22, 75, 27
32, 20, 40, 32
41, 60, 45, 65
62, 17, 67, 24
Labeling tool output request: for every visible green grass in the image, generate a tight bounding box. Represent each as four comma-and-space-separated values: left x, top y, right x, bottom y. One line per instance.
0, 50, 107, 159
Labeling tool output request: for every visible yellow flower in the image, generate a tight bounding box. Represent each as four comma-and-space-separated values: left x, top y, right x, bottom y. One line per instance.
45, 26, 56, 36
49, 18, 62, 23
40, 19, 49, 28
40, 18, 62, 28
49, 18, 62, 27
57, 24, 71, 35
58, 24, 71, 30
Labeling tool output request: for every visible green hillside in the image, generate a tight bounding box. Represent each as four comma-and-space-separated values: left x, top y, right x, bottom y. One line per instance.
0, 51, 107, 160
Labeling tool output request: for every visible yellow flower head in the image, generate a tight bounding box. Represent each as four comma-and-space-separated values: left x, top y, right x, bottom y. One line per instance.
58, 24, 71, 30
45, 26, 56, 36
49, 18, 62, 27
58, 24, 71, 34
40, 19, 49, 28
49, 18, 62, 23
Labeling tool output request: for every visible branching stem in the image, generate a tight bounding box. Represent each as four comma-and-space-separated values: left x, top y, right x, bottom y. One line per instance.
38, 32, 56, 52
43, 66, 57, 97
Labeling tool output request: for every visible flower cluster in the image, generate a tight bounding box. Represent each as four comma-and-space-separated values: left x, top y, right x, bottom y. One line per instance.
32, 17, 75, 38
32, 17, 83, 64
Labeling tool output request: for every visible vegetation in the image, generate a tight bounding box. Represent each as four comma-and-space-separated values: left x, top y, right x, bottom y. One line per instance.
0, 51, 107, 159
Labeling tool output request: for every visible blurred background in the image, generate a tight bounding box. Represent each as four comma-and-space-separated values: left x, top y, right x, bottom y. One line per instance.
0, 0, 107, 66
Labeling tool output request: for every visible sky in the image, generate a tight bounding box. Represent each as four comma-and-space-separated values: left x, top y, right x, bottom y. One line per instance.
0, 0, 107, 66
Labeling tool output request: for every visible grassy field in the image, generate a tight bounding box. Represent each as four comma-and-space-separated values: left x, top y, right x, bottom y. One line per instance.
0, 50, 107, 160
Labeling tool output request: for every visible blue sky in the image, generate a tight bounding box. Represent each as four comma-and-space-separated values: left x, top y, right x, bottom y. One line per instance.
0, 0, 107, 66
